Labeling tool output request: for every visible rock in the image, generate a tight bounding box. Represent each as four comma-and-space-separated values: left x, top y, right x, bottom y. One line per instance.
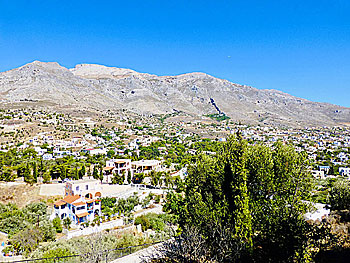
1, 61, 350, 127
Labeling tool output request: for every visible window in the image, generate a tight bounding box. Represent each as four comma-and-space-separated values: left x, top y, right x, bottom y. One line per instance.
76, 186, 79, 191
85, 185, 88, 190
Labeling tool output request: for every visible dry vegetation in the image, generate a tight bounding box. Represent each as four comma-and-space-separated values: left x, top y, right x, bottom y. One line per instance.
0, 183, 60, 208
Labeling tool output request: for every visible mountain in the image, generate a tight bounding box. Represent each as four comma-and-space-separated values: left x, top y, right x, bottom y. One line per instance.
0, 61, 349, 126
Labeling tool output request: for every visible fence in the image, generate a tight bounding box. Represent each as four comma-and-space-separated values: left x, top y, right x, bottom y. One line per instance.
1, 241, 162, 263
64, 219, 124, 239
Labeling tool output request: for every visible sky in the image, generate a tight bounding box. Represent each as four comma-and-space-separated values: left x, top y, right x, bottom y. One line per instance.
0, 0, 349, 106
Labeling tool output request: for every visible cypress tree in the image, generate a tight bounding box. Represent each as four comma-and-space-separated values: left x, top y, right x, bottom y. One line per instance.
33, 161, 38, 183
81, 165, 86, 177
93, 165, 98, 180
99, 167, 104, 183
74, 167, 79, 180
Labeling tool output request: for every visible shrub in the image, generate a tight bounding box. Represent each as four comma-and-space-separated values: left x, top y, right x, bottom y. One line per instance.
53, 217, 63, 233
328, 179, 350, 211
134, 215, 150, 231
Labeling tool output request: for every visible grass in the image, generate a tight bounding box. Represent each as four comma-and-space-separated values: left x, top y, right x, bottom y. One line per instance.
206, 114, 230, 121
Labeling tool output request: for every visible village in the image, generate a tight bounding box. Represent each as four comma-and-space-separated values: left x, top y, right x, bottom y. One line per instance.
0, 108, 350, 261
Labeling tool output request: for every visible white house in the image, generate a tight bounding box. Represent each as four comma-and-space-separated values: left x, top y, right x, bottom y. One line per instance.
34, 147, 47, 156
65, 178, 102, 198
104, 159, 132, 183
339, 167, 350, 177
42, 153, 53, 160
337, 152, 348, 163
53, 195, 101, 224
53, 179, 103, 224
319, 166, 330, 174
311, 170, 325, 179
82, 148, 107, 156
131, 160, 161, 174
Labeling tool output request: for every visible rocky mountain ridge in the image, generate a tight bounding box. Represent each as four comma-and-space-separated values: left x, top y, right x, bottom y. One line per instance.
0, 61, 349, 126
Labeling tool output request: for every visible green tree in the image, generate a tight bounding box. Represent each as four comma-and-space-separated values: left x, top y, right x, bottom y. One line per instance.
10, 227, 42, 256
39, 159, 44, 176
60, 165, 67, 180
0, 168, 16, 182
164, 135, 317, 262
32, 161, 38, 183
134, 214, 150, 231
99, 167, 104, 183
141, 193, 153, 209
133, 173, 144, 184
107, 149, 115, 158
39, 220, 56, 242
50, 165, 62, 180
127, 170, 132, 184
111, 173, 124, 185
24, 163, 34, 184
42, 171, 51, 183
63, 217, 72, 230
42, 247, 72, 260
53, 217, 63, 233
328, 179, 350, 210
87, 166, 92, 177
92, 165, 99, 180
74, 167, 79, 180
80, 165, 86, 178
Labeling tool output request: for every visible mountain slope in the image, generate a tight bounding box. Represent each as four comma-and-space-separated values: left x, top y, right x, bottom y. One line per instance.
0, 61, 349, 126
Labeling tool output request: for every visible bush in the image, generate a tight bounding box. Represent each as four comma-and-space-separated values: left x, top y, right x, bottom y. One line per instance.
134, 215, 150, 231
30, 232, 152, 260
134, 213, 172, 232
39, 220, 56, 241
63, 217, 72, 230
328, 179, 350, 211
53, 217, 63, 233
154, 195, 161, 204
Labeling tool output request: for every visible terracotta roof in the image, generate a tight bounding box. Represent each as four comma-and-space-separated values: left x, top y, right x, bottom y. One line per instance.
86, 200, 94, 203
103, 167, 114, 171
114, 160, 128, 163
54, 200, 66, 206
76, 212, 89, 218
62, 195, 80, 204
73, 202, 86, 206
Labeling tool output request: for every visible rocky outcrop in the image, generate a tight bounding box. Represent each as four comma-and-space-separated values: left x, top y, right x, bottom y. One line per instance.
1, 61, 350, 126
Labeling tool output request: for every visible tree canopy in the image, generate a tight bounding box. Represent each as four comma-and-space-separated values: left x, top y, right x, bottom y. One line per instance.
163, 135, 330, 262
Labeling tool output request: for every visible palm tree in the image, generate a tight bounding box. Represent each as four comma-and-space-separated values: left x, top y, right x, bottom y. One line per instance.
63, 217, 72, 230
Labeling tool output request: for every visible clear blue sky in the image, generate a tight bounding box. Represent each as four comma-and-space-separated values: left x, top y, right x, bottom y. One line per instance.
0, 0, 349, 106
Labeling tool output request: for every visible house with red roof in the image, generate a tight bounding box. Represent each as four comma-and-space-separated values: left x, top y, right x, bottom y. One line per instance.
53, 179, 102, 224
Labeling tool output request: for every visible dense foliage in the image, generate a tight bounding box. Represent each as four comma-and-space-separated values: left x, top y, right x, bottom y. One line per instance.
100, 194, 140, 219
0, 147, 107, 183
328, 179, 350, 211
134, 213, 174, 232
0, 202, 56, 255
163, 135, 334, 262
30, 232, 153, 261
